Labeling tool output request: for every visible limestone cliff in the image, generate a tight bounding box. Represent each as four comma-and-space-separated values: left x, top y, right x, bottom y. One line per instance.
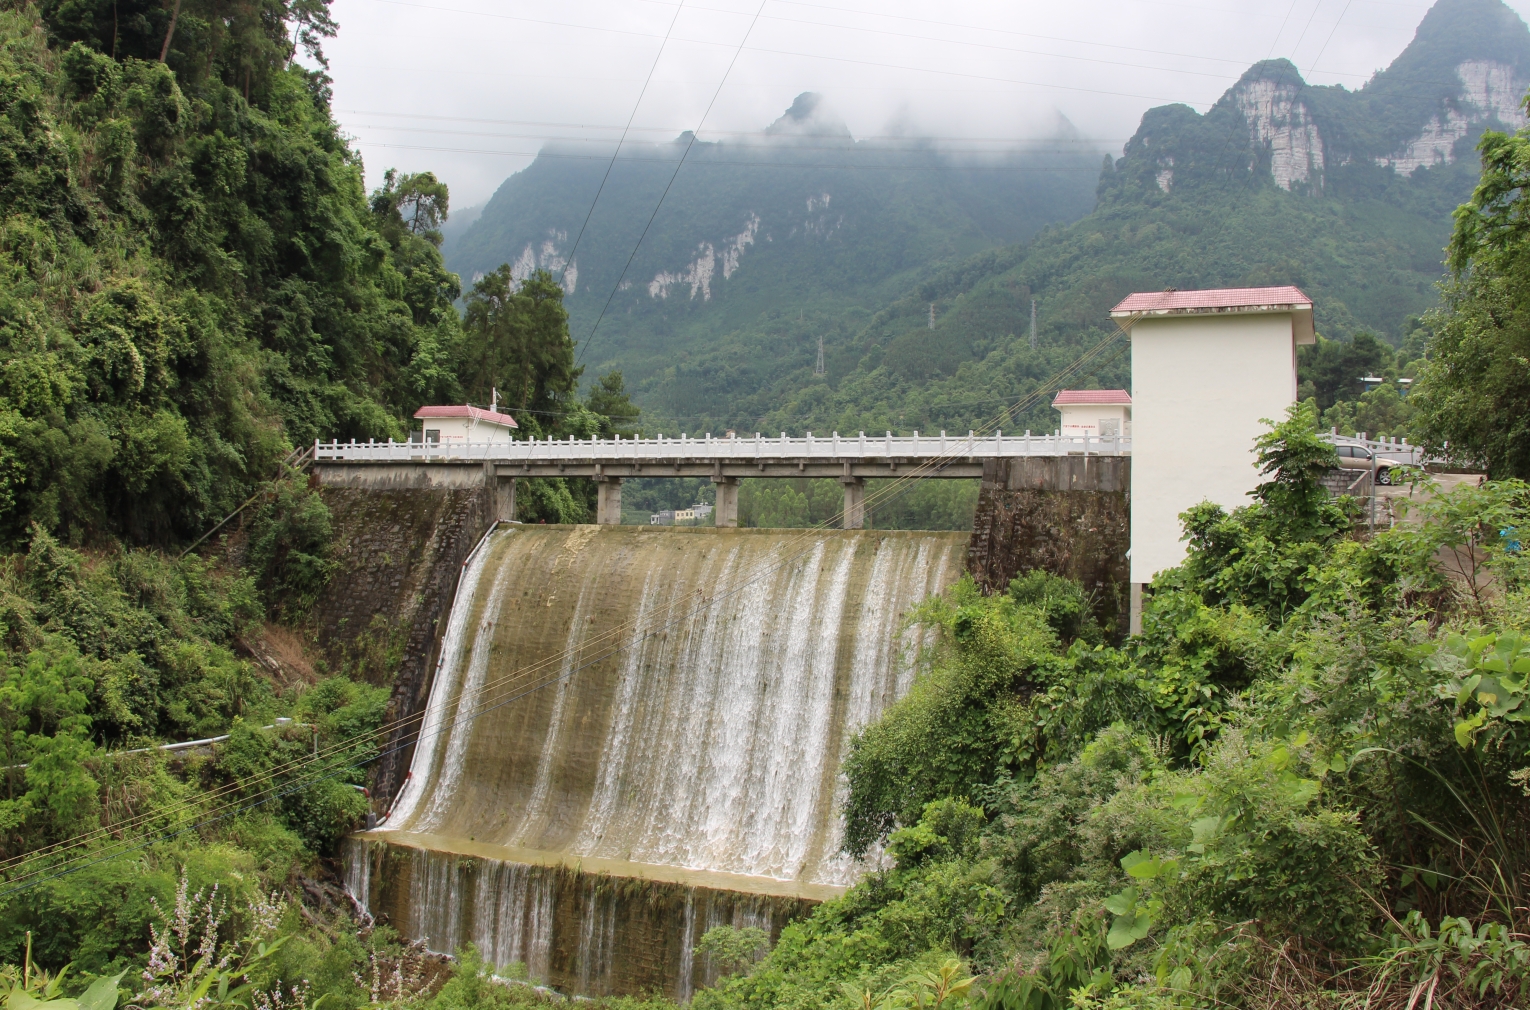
1110, 0, 1530, 198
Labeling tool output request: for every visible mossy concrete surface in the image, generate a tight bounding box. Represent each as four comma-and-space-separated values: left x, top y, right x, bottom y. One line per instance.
317, 482, 497, 803
966, 456, 1131, 636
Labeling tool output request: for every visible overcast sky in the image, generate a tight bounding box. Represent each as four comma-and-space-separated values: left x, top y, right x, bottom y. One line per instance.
322, 0, 1530, 208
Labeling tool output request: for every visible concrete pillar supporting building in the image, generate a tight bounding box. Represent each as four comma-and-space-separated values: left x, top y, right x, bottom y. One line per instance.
595, 477, 623, 525
967, 456, 1131, 639
713, 477, 740, 527
841, 477, 866, 530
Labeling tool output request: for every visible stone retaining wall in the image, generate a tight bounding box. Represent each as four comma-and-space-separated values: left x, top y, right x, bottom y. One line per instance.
966, 456, 1131, 637
314, 475, 497, 805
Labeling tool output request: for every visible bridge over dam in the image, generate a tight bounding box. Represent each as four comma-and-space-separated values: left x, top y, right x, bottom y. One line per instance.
312, 429, 1132, 528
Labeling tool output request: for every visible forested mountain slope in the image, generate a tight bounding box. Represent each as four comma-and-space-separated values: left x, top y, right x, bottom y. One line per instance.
0, 1, 476, 546
498, 0, 1527, 438
445, 94, 1105, 423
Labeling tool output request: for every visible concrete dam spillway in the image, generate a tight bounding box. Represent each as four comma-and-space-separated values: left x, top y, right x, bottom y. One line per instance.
345, 524, 968, 997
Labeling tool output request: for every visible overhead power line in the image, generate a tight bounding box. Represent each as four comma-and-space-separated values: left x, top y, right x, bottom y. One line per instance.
353, 142, 1111, 170
556, 0, 690, 290
340, 114, 1130, 146
574, 0, 771, 367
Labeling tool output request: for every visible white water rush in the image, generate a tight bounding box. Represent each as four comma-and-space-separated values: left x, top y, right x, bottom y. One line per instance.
345, 526, 965, 998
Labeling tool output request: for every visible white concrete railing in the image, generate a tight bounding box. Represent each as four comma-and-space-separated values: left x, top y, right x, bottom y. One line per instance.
311, 430, 1430, 466
313, 430, 1132, 462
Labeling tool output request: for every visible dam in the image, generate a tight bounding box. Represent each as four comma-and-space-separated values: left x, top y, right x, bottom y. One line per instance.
345, 524, 968, 997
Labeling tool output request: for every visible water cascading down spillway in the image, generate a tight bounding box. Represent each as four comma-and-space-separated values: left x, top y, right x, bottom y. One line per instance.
344, 525, 967, 998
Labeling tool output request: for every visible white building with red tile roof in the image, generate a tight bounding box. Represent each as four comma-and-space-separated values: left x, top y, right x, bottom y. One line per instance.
1110, 286, 1316, 632
1052, 389, 1132, 439
413, 404, 519, 444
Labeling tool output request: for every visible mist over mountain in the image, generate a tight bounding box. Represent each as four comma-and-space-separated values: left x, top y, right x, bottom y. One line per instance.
444, 95, 1106, 419
448, 0, 1528, 438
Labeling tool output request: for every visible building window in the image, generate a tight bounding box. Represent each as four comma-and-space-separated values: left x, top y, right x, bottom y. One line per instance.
1099, 418, 1120, 436
425, 429, 441, 443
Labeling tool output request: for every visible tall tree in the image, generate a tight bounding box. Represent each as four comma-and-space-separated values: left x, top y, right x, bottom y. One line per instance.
1414, 96, 1530, 479
586, 371, 641, 437
370, 169, 450, 245
38, 0, 336, 106
458, 268, 581, 427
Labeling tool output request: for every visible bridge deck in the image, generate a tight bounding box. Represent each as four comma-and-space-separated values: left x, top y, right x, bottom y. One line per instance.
310, 430, 1424, 528
315, 430, 1130, 476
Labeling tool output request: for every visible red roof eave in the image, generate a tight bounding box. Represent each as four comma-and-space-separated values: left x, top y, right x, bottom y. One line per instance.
413, 405, 519, 428
1110, 286, 1315, 344
1053, 389, 1132, 406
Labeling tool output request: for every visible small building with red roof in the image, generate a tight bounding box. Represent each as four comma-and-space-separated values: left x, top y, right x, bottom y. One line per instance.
413, 404, 519, 445
1109, 286, 1315, 632
1052, 389, 1132, 439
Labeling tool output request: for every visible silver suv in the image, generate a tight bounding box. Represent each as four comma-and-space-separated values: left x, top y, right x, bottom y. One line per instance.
1333, 443, 1411, 485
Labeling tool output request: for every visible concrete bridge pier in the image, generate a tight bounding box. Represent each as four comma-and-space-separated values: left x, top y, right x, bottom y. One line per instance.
841, 477, 866, 529
596, 476, 623, 525
495, 475, 516, 522
713, 477, 739, 527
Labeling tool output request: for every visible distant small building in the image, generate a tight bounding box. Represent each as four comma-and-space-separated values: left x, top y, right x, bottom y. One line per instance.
1053, 389, 1132, 437
674, 509, 697, 524
651, 510, 677, 526
693, 503, 715, 518
413, 405, 518, 444
1361, 376, 1413, 396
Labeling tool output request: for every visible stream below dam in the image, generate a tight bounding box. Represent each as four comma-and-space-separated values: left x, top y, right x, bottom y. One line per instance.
344, 525, 966, 998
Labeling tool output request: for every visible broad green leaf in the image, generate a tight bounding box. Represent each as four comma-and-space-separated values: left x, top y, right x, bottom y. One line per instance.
1457, 674, 1483, 706
1190, 814, 1222, 844
1106, 911, 1152, 950
1102, 887, 1137, 916
8, 997, 72, 1010
75, 973, 123, 1010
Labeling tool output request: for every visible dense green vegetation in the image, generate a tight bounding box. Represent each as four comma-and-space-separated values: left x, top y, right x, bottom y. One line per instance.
0, 0, 627, 992
0, 0, 1526, 1005
1409, 93, 1530, 478
691, 407, 1530, 1010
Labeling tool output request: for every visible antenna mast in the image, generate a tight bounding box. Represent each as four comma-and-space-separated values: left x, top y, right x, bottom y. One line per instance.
1029, 299, 1038, 351
815, 336, 825, 376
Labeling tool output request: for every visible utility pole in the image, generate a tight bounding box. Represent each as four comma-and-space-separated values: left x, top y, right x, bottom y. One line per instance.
928, 303, 935, 330
1029, 299, 1037, 351
815, 336, 825, 376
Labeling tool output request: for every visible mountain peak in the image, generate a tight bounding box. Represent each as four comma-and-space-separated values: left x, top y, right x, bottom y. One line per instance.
765, 92, 852, 140
1405, 0, 1530, 70
1236, 58, 1305, 86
